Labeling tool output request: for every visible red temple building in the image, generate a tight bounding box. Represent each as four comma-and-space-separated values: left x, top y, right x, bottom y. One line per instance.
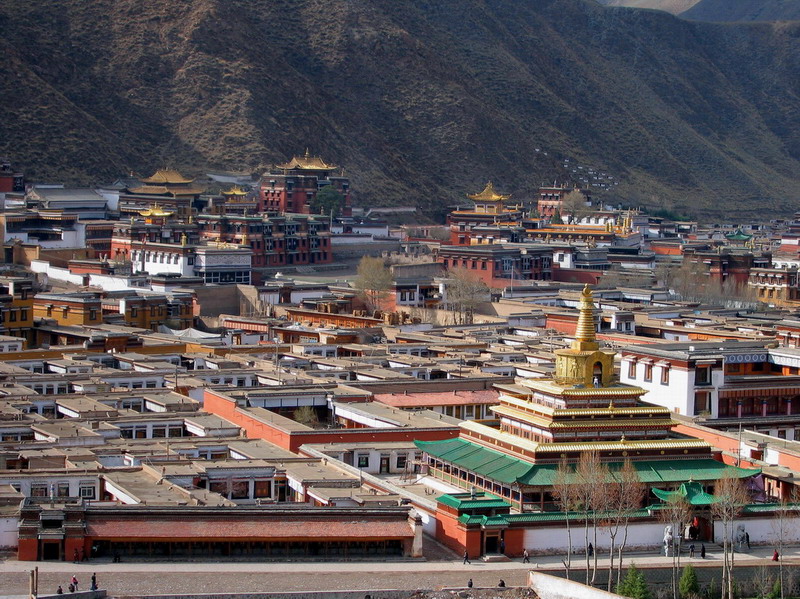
259, 151, 352, 216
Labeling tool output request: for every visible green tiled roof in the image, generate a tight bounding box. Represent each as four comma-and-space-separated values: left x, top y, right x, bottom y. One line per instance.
415, 438, 760, 487
438, 492, 510, 510
653, 482, 718, 505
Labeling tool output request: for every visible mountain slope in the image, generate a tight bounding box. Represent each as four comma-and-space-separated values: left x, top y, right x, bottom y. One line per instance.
682, 0, 800, 22
594, 0, 701, 15
1, 0, 800, 218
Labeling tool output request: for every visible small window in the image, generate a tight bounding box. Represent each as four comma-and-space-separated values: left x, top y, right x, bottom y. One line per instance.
89, 310, 97, 321
357, 455, 369, 468
628, 361, 637, 378
644, 363, 653, 382
57, 482, 70, 497
396, 455, 408, 470
661, 367, 670, 385
30, 484, 48, 498
79, 486, 96, 500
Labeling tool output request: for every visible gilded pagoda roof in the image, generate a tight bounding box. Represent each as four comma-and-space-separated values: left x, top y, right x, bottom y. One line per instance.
127, 185, 206, 196
139, 205, 174, 218
223, 185, 249, 196
140, 169, 195, 185
467, 182, 511, 202
276, 149, 337, 171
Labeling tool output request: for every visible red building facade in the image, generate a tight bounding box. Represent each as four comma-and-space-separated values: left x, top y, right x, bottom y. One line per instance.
259, 151, 351, 216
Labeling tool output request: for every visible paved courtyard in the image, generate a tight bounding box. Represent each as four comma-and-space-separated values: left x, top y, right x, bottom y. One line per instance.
1, 544, 799, 598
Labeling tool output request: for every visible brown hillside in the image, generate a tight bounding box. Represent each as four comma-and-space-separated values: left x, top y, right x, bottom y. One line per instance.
1, 0, 800, 218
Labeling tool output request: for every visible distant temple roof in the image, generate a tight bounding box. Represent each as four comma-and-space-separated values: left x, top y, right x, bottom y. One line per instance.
467, 182, 511, 202
140, 169, 195, 185
725, 229, 753, 241
223, 185, 249, 196
276, 150, 337, 171
139, 205, 174, 218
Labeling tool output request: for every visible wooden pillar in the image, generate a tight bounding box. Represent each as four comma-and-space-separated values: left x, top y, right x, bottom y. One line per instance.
762, 399, 768, 418
737, 400, 743, 419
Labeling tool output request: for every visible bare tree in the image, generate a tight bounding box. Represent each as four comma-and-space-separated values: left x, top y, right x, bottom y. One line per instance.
771, 488, 798, 599
574, 450, 608, 585
353, 256, 393, 312
561, 190, 589, 224
552, 457, 576, 577
606, 460, 647, 589
444, 267, 489, 325
711, 475, 750, 599
658, 493, 692, 599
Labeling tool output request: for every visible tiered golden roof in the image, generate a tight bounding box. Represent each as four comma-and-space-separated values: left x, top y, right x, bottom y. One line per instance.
276, 149, 337, 171
141, 169, 195, 185
467, 182, 511, 202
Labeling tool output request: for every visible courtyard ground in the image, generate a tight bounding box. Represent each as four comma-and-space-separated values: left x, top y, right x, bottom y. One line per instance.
2, 543, 800, 598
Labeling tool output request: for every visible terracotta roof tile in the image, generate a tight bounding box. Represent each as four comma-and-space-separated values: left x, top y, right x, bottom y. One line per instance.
87, 518, 413, 540
374, 390, 498, 408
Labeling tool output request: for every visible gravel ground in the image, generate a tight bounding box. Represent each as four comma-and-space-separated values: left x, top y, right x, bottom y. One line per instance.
3, 567, 533, 597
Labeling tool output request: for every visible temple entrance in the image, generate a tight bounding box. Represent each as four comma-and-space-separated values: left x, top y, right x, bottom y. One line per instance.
690, 515, 712, 542
484, 533, 499, 554
40, 540, 62, 560
593, 362, 603, 386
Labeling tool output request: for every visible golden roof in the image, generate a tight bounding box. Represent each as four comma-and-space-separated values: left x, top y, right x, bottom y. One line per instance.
139, 205, 174, 218
276, 149, 337, 171
140, 169, 195, 185
533, 439, 710, 453
223, 185, 249, 196
467, 182, 511, 202
128, 185, 205, 196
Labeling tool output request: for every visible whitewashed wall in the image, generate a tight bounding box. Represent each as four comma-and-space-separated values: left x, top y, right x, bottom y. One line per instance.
0, 516, 18, 550
523, 521, 665, 552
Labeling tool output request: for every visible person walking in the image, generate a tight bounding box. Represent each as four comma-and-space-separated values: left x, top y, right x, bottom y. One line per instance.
90, 573, 98, 591
467, 579, 473, 588
522, 548, 530, 563
700, 544, 706, 559
773, 550, 780, 562
689, 543, 695, 558
588, 542, 593, 557
745, 532, 751, 550
463, 550, 471, 565
71, 575, 79, 591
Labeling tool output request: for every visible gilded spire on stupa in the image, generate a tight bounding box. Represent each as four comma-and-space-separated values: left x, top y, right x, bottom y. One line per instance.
572, 284, 599, 352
